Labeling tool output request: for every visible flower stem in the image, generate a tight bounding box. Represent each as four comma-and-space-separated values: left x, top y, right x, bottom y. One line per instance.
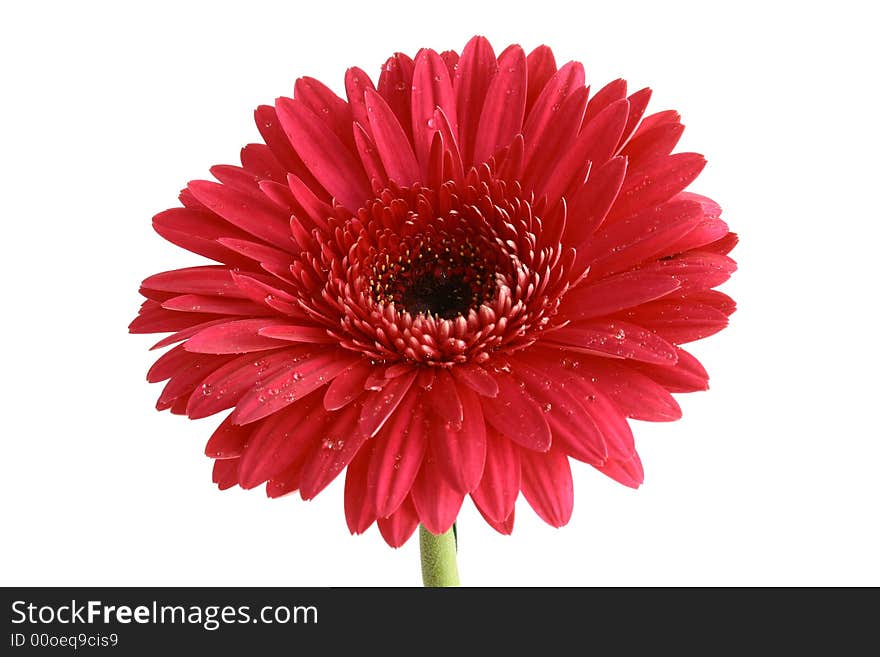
419, 524, 460, 587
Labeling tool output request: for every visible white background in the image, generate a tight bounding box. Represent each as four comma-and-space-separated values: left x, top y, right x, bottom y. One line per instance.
1, 0, 877, 586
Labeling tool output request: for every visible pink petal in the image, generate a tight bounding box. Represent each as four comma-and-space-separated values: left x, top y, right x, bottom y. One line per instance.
364, 88, 421, 187
377, 495, 419, 548
522, 61, 586, 171
187, 180, 293, 250
156, 353, 233, 410
286, 174, 333, 231
525, 86, 590, 196
254, 105, 324, 196
411, 49, 458, 169
586, 360, 682, 421
257, 324, 334, 344
184, 318, 291, 354
240, 143, 286, 183
358, 368, 418, 438
616, 87, 652, 151
152, 208, 254, 268
563, 377, 635, 460
186, 348, 298, 420
472, 45, 526, 164
621, 120, 684, 170
344, 446, 376, 534
345, 67, 377, 137
323, 359, 372, 411
424, 369, 463, 423
475, 504, 515, 535
454, 35, 497, 165
205, 415, 252, 459
582, 78, 627, 126
608, 152, 707, 222
451, 363, 499, 397
561, 269, 681, 321
429, 382, 487, 493
275, 97, 370, 213
625, 298, 730, 344
130, 302, 212, 335
232, 348, 359, 424
352, 124, 387, 186
632, 252, 737, 295
411, 459, 465, 535
294, 76, 355, 151
481, 371, 552, 452
368, 391, 427, 517
513, 361, 606, 465
596, 452, 644, 488
161, 294, 270, 316
141, 266, 245, 298
631, 347, 710, 393
520, 447, 573, 527
566, 156, 627, 252
212, 458, 240, 490
544, 320, 678, 365
299, 403, 368, 499
237, 395, 323, 489
470, 428, 520, 523
377, 53, 415, 142
148, 319, 229, 350
584, 199, 705, 278
525, 45, 558, 115
147, 343, 194, 383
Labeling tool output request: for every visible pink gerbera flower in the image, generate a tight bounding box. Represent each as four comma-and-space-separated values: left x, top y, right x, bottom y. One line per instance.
131, 35, 736, 554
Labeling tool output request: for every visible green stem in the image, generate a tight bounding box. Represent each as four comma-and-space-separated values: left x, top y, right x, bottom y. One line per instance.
419, 524, 460, 587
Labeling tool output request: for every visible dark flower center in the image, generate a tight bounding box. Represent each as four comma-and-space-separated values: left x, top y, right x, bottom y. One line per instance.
370, 236, 494, 318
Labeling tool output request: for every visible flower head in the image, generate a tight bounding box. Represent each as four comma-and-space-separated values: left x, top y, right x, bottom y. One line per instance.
131, 36, 737, 547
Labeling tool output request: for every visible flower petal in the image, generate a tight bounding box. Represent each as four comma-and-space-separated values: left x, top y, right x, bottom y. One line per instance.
275, 97, 370, 213
587, 361, 682, 421
481, 371, 552, 451
429, 382, 487, 493
186, 348, 297, 419
451, 363, 499, 397
608, 153, 707, 222
525, 45, 557, 115
473, 45, 526, 164
299, 403, 368, 499
205, 415, 252, 459
520, 448, 573, 527
323, 359, 371, 411
411, 458, 464, 535
232, 348, 359, 424
631, 346, 710, 393
368, 391, 427, 517
187, 180, 293, 250
364, 88, 421, 186
358, 368, 418, 438
377, 495, 419, 548
545, 320, 678, 365
184, 319, 292, 354
237, 394, 323, 489
377, 52, 415, 136
470, 428, 520, 523
344, 446, 376, 535
411, 49, 458, 169
561, 269, 681, 321
454, 35, 496, 165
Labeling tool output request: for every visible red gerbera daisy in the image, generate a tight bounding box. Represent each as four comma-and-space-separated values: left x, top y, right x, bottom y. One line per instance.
131, 36, 736, 558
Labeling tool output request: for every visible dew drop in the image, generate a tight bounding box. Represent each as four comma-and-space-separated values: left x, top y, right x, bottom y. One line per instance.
542, 402, 553, 413
201, 383, 213, 396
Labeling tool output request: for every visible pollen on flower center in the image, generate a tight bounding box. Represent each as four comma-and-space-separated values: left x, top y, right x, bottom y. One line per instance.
369, 234, 495, 319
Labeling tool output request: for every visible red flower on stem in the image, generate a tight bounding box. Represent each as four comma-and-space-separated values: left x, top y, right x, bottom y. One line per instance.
131, 36, 736, 578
